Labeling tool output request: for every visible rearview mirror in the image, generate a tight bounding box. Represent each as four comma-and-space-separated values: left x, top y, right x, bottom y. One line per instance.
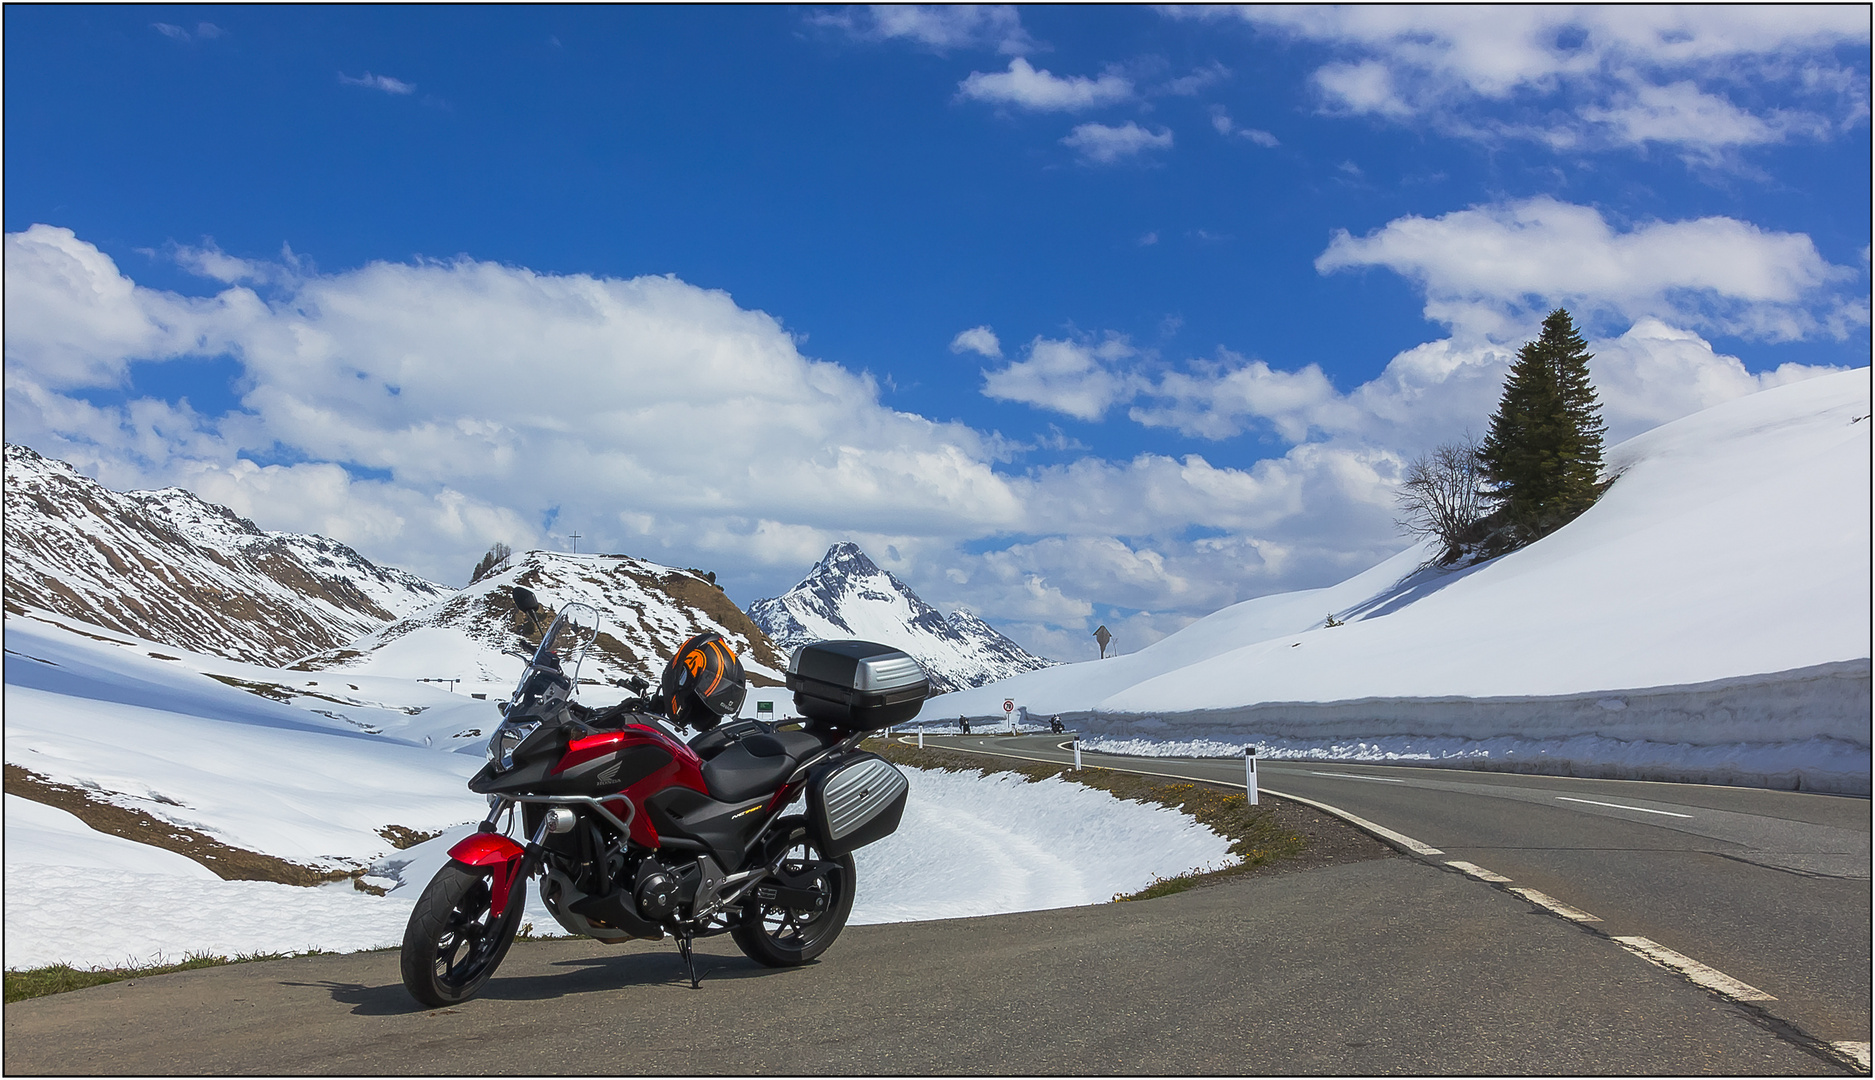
512, 586, 540, 613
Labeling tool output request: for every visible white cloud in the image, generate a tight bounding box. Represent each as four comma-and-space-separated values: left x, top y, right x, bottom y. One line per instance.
949, 325, 1002, 359
959, 58, 1134, 111
813, 5, 1033, 55
1209, 106, 1280, 146
168, 239, 305, 288
1316, 196, 1862, 342
4, 228, 1025, 588
1128, 353, 1357, 442
1163, 62, 1231, 96
1312, 59, 1413, 118
1204, 6, 1868, 159
1060, 121, 1173, 163
2, 225, 265, 391
6, 224, 1852, 671
153, 22, 223, 43
1579, 79, 1831, 156
1584, 319, 1842, 441
980, 337, 1143, 420
339, 72, 415, 95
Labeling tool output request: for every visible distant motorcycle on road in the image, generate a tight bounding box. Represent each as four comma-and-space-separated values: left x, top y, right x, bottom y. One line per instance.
399, 586, 928, 1006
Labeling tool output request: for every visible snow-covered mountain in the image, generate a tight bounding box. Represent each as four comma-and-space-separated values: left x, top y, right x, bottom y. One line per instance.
748, 541, 1053, 693
936, 370, 1871, 792
3, 444, 450, 665
301, 548, 788, 690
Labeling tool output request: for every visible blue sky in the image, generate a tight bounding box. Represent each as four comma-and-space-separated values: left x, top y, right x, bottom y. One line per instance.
6, 6, 1869, 659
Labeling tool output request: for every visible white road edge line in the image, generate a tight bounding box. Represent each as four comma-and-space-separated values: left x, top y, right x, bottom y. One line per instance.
1830, 1041, 1870, 1071
903, 737, 1446, 856
1306, 771, 1405, 783
1612, 936, 1777, 1002
1259, 789, 1445, 856
1446, 860, 1512, 883
1509, 887, 1602, 923
1555, 796, 1693, 818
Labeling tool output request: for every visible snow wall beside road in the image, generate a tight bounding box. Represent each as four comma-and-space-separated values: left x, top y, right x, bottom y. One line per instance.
1071, 659, 1872, 794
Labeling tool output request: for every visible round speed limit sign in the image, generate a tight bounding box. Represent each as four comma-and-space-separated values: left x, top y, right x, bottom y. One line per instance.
1003, 699, 1014, 713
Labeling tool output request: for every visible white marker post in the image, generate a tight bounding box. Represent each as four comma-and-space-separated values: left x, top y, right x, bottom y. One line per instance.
1245, 746, 1259, 806
1073, 735, 1082, 771
918, 726, 924, 749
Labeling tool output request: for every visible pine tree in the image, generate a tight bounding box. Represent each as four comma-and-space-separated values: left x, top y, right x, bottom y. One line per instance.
1477, 308, 1607, 543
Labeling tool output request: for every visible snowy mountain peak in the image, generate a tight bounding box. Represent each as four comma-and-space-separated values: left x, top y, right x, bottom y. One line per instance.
3, 443, 452, 665
748, 542, 1053, 693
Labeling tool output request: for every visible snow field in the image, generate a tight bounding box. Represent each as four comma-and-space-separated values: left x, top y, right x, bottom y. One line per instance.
4, 766, 1234, 971
849, 766, 1236, 923
4, 610, 1235, 970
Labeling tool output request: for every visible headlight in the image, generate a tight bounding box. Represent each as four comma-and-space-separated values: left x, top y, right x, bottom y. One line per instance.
487, 720, 541, 771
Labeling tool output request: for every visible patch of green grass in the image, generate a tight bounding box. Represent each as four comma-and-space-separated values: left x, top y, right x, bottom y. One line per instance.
4, 950, 331, 1003
874, 742, 1308, 902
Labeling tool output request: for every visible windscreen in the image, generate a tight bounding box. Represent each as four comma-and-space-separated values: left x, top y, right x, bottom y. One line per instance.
517, 601, 602, 698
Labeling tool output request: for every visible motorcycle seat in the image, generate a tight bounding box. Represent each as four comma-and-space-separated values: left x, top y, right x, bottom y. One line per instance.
699, 731, 828, 803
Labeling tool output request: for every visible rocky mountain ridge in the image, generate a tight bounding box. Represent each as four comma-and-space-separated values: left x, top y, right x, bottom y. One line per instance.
300, 548, 788, 689
3, 443, 450, 665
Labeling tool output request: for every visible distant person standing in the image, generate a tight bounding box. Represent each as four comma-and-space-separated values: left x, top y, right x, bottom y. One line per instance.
959, 716, 970, 735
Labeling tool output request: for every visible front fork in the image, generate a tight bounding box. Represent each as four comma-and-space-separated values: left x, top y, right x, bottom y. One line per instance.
448, 798, 553, 921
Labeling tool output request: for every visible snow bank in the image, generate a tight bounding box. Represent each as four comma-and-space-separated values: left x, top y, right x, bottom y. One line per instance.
3, 763, 1232, 970
939, 370, 1873, 793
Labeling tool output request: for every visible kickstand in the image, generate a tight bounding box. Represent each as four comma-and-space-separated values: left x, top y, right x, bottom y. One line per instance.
676, 933, 700, 989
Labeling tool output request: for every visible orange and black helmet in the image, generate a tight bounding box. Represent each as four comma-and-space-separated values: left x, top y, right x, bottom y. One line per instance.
658, 632, 747, 731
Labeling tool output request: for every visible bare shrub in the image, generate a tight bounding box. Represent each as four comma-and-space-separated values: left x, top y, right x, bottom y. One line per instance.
1395, 438, 1487, 563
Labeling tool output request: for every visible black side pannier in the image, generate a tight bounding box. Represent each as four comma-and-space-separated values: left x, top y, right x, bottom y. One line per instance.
787, 640, 929, 731
805, 751, 909, 858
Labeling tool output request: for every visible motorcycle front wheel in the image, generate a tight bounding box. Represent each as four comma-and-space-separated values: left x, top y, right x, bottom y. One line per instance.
730, 825, 856, 967
400, 860, 523, 1007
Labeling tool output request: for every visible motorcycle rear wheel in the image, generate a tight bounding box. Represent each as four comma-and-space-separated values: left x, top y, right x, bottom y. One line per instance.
730, 826, 856, 967
400, 860, 523, 1007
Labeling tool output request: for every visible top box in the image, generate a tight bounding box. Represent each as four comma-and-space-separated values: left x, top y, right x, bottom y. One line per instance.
786, 640, 930, 730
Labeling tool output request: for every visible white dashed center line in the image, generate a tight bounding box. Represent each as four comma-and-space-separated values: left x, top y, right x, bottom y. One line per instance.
1306, 771, 1404, 783
1613, 937, 1776, 1002
1554, 796, 1692, 818
1830, 1042, 1871, 1071
1445, 860, 1512, 883
1508, 887, 1603, 923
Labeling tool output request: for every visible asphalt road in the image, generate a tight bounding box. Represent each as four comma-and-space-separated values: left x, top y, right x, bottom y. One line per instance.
928, 732, 1872, 1067
6, 735, 1866, 1074
3, 859, 1848, 1075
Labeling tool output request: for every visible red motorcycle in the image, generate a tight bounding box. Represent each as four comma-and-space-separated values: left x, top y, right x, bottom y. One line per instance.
399, 587, 926, 1006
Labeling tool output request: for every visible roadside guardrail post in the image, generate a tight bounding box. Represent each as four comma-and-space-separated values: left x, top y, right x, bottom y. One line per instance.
1245, 746, 1259, 805
1073, 735, 1081, 771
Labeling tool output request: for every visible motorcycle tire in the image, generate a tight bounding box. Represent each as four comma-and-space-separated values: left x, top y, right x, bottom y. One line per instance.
730, 822, 856, 967
400, 859, 524, 1007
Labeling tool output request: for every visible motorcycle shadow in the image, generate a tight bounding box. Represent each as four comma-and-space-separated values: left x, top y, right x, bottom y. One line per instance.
304, 947, 813, 1016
